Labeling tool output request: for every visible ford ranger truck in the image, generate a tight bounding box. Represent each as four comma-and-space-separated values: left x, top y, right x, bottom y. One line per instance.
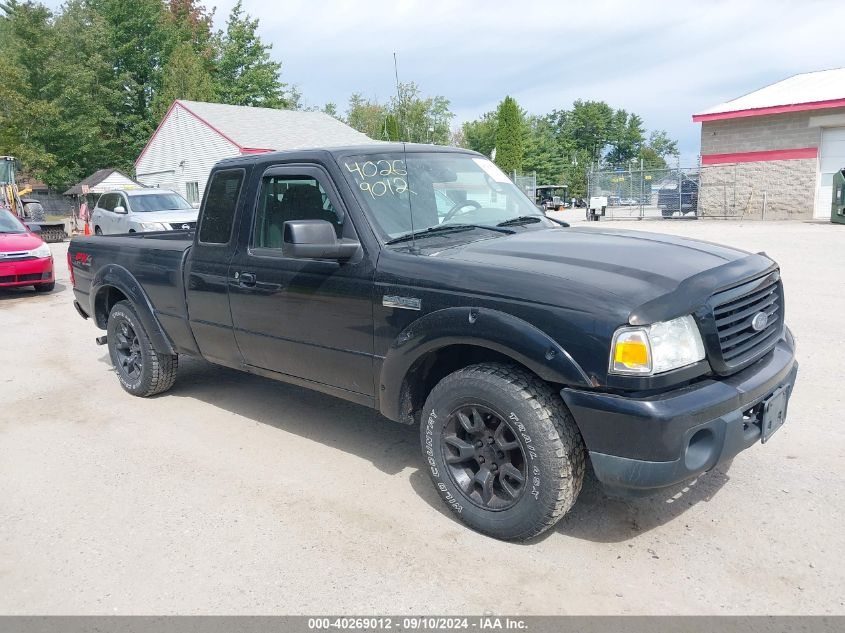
69, 144, 798, 541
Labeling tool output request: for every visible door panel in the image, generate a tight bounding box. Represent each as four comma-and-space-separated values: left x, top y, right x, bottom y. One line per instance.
816, 127, 845, 218
227, 166, 375, 395
184, 168, 247, 367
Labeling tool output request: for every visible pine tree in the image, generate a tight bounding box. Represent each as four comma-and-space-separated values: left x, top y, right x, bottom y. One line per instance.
152, 42, 216, 120
384, 114, 401, 141
214, 0, 287, 108
494, 96, 524, 174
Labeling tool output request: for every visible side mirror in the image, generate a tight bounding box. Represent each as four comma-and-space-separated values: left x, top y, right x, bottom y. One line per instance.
114, 205, 127, 214
282, 220, 358, 261
27, 223, 42, 233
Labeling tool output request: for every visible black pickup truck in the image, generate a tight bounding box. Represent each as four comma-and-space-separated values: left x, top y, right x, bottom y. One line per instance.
69, 144, 798, 541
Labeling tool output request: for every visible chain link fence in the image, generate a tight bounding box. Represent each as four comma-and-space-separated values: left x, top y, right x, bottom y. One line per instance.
587, 165, 701, 220
512, 171, 537, 202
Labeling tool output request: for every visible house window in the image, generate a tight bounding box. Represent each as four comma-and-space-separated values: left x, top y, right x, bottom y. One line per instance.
186, 181, 200, 204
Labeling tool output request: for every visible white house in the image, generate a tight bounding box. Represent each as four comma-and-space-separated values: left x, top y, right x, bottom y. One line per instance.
134, 100, 374, 202
63, 169, 144, 196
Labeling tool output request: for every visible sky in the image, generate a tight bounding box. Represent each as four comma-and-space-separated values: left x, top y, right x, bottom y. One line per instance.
50, 0, 845, 164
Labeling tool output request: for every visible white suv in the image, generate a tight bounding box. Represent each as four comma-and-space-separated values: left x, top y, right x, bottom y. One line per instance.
91, 189, 198, 235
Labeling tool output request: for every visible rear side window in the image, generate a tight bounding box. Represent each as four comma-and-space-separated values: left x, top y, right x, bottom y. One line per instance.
98, 194, 115, 211
199, 169, 244, 244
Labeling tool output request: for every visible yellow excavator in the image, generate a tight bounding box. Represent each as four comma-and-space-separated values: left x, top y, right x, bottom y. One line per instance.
0, 156, 67, 242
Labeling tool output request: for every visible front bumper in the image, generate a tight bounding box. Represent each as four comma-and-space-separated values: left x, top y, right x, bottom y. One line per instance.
0, 256, 54, 287
561, 332, 798, 493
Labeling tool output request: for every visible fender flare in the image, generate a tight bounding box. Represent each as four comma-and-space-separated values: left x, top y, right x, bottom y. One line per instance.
90, 263, 175, 355
378, 306, 591, 421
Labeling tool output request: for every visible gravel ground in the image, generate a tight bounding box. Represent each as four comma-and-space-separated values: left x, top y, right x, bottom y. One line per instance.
1, 219, 843, 615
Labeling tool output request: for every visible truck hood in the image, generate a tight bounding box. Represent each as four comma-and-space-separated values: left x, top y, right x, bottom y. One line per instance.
131, 209, 198, 224
434, 227, 776, 322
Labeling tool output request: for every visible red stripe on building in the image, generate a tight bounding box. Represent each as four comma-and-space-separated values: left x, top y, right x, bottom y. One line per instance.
701, 147, 819, 165
692, 98, 845, 122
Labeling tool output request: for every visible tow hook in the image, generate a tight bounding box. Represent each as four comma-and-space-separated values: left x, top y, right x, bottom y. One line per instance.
95, 336, 108, 346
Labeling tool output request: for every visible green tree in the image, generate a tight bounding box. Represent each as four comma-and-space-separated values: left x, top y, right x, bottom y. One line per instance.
152, 41, 216, 120
523, 115, 567, 185
164, 0, 214, 55
0, 1, 59, 177
45, 0, 128, 184
214, 0, 287, 108
89, 0, 170, 156
494, 96, 524, 174
345, 93, 388, 139
384, 113, 401, 141
461, 110, 497, 157
639, 129, 679, 168
389, 82, 453, 144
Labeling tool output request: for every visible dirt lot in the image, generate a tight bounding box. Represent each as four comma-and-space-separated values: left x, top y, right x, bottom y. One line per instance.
1, 219, 843, 615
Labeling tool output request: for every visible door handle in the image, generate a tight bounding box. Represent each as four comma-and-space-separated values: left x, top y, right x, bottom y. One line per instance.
237, 272, 257, 287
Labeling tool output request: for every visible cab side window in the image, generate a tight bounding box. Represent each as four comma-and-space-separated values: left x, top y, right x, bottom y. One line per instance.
199, 169, 244, 244
253, 176, 342, 249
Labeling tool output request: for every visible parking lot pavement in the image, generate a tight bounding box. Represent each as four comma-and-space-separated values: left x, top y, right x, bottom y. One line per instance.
1, 221, 843, 615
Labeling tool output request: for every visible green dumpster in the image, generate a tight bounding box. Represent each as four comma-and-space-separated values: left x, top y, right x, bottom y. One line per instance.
833, 168, 845, 224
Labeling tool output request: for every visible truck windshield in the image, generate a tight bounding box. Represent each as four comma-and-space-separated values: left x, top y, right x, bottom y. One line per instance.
0, 210, 27, 234
340, 151, 551, 242
129, 193, 192, 213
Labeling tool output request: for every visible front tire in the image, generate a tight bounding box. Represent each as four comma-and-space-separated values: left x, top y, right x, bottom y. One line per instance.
34, 282, 55, 293
107, 300, 178, 397
420, 363, 586, 541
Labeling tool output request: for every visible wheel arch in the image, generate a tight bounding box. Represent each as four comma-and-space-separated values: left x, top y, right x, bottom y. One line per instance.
379, 307, 591, 424
91, 264, 175, 355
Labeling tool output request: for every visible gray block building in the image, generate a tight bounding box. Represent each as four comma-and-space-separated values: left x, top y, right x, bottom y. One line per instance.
694, 67, 845, 220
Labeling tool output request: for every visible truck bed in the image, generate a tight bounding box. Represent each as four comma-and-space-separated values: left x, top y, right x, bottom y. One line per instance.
69, 231, 194, 327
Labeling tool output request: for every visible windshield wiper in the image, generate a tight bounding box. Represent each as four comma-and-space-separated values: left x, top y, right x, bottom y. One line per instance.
497, 215, 570, 228
496, 215, 545, 227
385, 223, 514, 245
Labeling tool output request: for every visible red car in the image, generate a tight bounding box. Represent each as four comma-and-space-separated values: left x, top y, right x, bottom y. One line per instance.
0, 209, 55, 292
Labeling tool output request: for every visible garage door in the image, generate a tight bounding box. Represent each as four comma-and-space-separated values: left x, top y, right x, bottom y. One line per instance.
816, 127, 845, 218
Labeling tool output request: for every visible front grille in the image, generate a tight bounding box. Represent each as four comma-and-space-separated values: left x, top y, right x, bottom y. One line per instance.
0, 252, 33, 261
709, 273, 783, 373
168, 222, 196, 231
0, 272, 48, 283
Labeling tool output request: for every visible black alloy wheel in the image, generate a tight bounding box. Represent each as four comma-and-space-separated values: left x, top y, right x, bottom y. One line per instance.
113, 318, 143, 381
442, 404, 527, 511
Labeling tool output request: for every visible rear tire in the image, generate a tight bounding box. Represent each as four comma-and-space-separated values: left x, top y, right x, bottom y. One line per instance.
420, 363, 586, 541
94, 226, 102, 236
107, 300, 178, 397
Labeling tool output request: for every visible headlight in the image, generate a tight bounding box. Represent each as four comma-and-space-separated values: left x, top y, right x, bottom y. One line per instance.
609, 315, 705, 376
139, 222, 169, 231
28, 243, 51, 259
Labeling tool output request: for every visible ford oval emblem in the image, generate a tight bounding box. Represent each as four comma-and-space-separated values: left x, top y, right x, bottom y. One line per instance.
751, 311, 769, 332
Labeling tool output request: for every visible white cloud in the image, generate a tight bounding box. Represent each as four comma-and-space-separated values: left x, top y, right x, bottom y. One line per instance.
43, 0, 845, 163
